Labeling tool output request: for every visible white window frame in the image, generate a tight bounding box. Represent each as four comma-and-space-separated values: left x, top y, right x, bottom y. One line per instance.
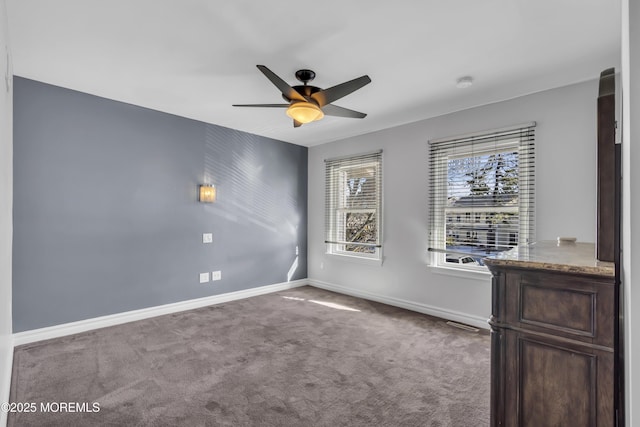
325, 152, 383, 261
428, 123, 535, 272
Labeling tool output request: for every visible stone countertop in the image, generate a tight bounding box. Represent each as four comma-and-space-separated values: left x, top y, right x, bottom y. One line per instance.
483, 241, 615, 277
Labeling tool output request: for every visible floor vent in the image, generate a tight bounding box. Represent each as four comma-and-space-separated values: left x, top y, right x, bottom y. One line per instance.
446, 321, 480, 333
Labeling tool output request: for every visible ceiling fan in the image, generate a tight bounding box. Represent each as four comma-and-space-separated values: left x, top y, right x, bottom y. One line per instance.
233, 65, 371, 128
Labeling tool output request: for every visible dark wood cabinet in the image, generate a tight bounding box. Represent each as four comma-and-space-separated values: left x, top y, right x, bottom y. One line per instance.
485, 242, 619, 427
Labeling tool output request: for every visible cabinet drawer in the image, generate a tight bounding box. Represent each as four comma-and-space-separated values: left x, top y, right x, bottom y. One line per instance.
505, 271, 615, 347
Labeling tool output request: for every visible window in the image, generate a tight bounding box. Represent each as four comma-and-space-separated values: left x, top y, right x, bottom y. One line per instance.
325, 150, 383, 260
428, 123, 535, 270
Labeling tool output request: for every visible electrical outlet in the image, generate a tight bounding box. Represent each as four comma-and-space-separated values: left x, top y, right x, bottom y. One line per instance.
211, 270, 222, 281
202, 233, 213, 243
199, 272, 210, 283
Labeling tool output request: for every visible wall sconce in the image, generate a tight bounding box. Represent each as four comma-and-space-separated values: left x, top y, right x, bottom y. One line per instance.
199, 184, 216, 203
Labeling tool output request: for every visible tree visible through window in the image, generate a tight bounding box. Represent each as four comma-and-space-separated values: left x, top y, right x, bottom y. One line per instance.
429, 125, 535, 269
325, 151, 382, 259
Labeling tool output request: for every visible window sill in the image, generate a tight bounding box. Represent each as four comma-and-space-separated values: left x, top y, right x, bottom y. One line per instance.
428, 265, 492, 281
326, 252, 383, 267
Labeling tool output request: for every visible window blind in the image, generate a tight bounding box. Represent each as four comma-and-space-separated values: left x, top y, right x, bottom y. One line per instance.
428, 123, 535, 263
325, 150, 383, 255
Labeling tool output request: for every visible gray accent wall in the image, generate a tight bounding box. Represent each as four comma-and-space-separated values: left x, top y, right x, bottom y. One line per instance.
13, 77, 307, 332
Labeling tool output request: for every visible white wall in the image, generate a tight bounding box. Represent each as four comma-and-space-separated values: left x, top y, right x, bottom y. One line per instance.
308, 79, 600, 328
621, 1, 639, 425
0, 0, 12, 424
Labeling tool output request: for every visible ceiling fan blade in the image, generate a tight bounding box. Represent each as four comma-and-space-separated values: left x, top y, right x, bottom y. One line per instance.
232, 104, 289, 108
311, 75, 371, 107
293, 119, 303, 128
256, 65, 306, 102
322, 104, 367, 119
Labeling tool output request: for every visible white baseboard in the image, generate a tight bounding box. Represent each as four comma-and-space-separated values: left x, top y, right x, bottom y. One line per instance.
0, 335, 13, 427
13, 279, 308, 346
308, 279, 490, 330
12, 277, 488, 347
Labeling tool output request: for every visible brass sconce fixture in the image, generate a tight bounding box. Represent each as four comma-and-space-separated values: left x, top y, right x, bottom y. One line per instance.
199, 184, 216, 203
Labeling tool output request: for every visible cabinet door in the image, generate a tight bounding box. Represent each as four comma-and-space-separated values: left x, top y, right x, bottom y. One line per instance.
504, 330, 614, 427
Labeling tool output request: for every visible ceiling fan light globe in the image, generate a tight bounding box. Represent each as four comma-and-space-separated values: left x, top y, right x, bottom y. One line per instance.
286, 102, 324, 124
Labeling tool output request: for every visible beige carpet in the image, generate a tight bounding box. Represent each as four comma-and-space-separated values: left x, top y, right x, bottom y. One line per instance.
9, 286, 490, 426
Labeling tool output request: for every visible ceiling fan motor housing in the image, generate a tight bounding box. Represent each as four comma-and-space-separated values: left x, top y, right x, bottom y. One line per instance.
282, 85, 321, 102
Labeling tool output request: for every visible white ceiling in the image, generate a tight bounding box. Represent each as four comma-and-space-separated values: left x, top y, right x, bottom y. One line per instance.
6, 0, 621, 147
